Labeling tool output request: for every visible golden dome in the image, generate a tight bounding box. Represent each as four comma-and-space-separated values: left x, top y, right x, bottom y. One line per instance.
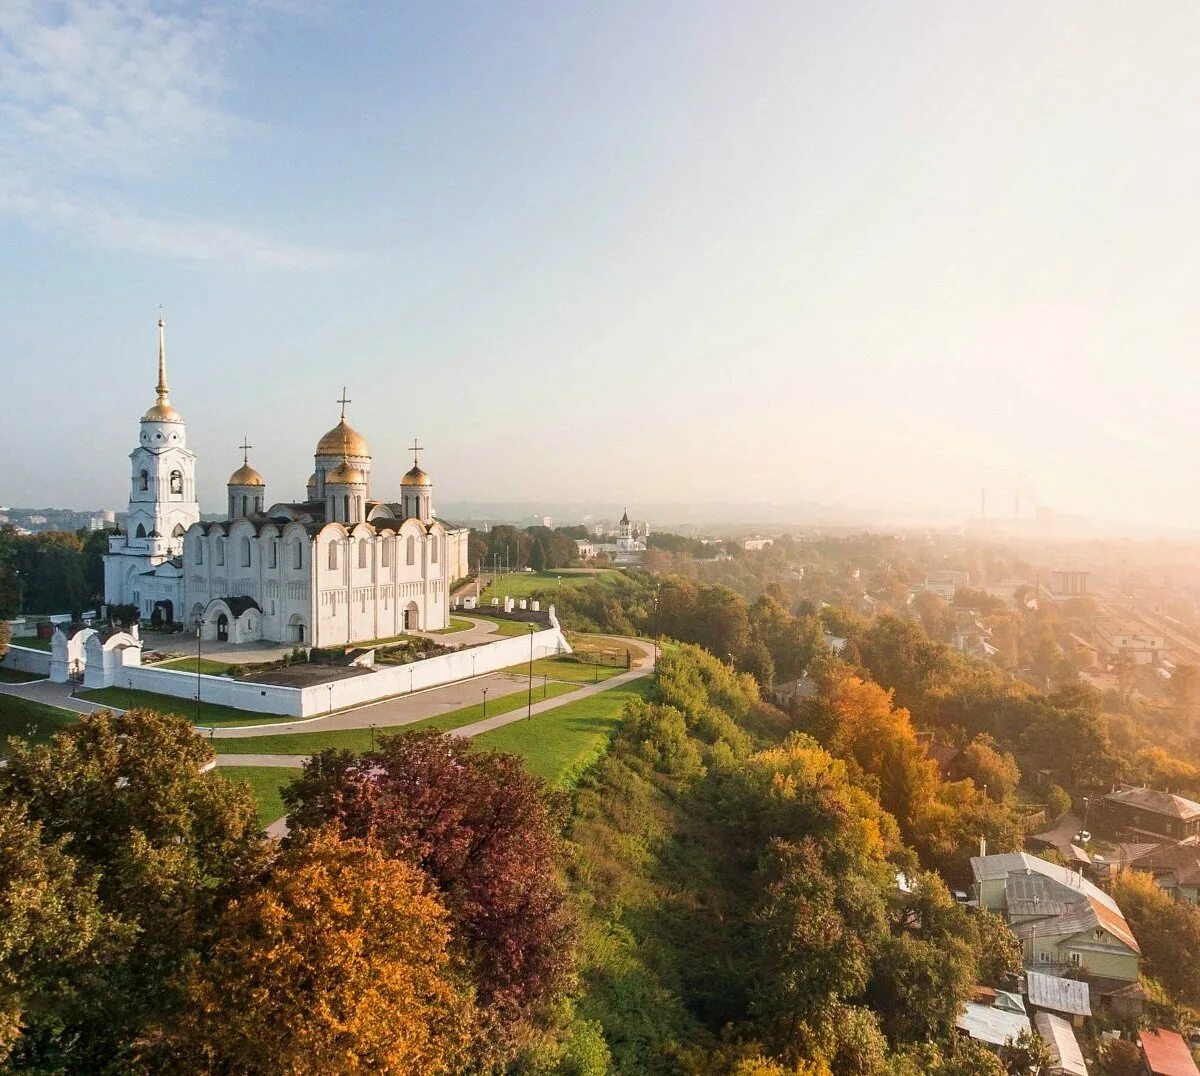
143, 402, 182, 422
401, 464, 430, 486
306, 472, 318, 488
316, 419, 370, 458
327, 461, 367, 485
228, 463, 265, 487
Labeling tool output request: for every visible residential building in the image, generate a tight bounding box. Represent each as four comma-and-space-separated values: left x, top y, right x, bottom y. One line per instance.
1097, 787, 1200, 843
1033, 1012, 1087, 1076
1139, 1028, 1200, 1076
970, 853, 1141, 998
1093, 618, 1165, 666
1128, 843, 1200, 903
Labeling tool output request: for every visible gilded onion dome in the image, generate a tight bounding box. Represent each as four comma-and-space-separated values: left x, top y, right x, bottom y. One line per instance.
316, 418, 371, 458
228, 463, 265, 486
327, 460, 367, 485
401, 463, 430, 486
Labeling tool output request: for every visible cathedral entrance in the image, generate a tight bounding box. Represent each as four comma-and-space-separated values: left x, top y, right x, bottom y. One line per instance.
403, 602, 420, 631
216, 614, 229, 642
151, 600, 174, 627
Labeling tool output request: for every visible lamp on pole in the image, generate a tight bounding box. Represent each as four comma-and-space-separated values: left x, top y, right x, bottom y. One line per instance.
653, 586, 660, 673
526, 621, 535, 719
482, 685, 489, 717
327, 683, 333, 715
194, 615, 203, 727
369, 723, 376, 752
127, 677, 133, 711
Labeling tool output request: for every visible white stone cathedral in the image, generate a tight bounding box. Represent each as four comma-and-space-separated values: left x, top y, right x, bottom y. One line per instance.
104, 317, 470, 646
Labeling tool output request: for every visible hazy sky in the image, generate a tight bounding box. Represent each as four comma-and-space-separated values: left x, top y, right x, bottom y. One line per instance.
2, 2, 1200, 526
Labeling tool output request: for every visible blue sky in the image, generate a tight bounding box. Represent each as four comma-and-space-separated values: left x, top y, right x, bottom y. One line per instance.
3, 2, 1200, 526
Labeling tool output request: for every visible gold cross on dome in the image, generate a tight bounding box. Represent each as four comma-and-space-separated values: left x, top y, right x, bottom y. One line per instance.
409, 437, 423, 464
337, 387, 352, 419
238, 437, 253, 464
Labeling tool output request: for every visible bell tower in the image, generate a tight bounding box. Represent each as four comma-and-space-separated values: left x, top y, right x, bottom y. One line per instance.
124, 312, 200, 548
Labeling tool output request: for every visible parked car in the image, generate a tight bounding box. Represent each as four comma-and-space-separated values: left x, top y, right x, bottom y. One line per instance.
1073, 830, 1091, 844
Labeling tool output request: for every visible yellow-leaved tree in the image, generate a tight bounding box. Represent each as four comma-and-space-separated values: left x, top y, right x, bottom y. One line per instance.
148, 830, 475, 1075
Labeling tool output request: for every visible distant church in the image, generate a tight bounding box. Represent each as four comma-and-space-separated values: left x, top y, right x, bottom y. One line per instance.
104, 316, 470, 645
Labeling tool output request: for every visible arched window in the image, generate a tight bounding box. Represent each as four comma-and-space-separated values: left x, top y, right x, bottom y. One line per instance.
381, 540, 390, 568
135, 523, 146, 538
268, 540, 278, 569
172, 524, 185, 538
255, 496, 263, 513
358, 538, 368, 569
195, 539, 204, 565
170, 470, 183, 494
328, 542, 338, 570
343, 494, 350, 522
241, 495, 248, 517
216, 539, 225, 566
292, 540, 303, 569
431, 536, 438, 563
406, 536, 416, 565
139, 469, 149, 492
240, 537, 251, 567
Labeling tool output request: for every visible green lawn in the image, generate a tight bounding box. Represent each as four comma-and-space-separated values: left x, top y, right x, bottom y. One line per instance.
431, 617, 473, 635
156, 657, 236, 676
0, 693, 78, 756
219, 765, 297, 828
479, 569, 624, 602
467, 613, 536, 638
0, 668, 44, 684
79, 686, 297, 727
504, 655, 626, 684
212, 680, 580, 755
9, 637, 52, 651
473, 676, 653, 787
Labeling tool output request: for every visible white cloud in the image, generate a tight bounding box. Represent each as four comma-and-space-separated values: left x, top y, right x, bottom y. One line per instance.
0, 0, 345, 268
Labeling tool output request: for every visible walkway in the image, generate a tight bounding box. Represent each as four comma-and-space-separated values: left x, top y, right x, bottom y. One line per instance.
0, 677, 115, 716
214, 662, 651, 771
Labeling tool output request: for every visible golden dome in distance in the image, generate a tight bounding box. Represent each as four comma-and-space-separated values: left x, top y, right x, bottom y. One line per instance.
316, 419, 371, 458
327, 461, 367, 485
228, 464, 265, 487
316, 388, 371, 457
144, 401, 182, 422
401, 437, 430, 486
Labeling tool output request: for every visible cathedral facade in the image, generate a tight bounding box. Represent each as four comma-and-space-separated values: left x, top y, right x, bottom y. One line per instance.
104, 319, 470, 646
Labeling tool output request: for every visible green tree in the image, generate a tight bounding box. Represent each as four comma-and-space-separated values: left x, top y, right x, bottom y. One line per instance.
0, 709, 264, 1069
0, 803, 125, 1065
1110, 870, 1200, 1005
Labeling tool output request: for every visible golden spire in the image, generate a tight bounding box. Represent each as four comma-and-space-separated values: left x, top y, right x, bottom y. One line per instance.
156, 307, 169, 402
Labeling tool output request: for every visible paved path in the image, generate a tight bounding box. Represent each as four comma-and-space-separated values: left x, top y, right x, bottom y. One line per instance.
206, 667, 533, 737
411, 614, 506, 648
0, 677, 114, 715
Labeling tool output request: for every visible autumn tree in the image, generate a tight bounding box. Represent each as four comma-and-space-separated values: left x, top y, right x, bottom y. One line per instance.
951, 733, 1020, 801
1110, 870, 1200, 1006
284, 731, 573, 1046
150, 830, 473, 1074
0, 709, 264, 1068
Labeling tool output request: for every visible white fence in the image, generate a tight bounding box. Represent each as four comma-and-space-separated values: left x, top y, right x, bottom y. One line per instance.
97, 626, 570, 721
1, 646, 52, 676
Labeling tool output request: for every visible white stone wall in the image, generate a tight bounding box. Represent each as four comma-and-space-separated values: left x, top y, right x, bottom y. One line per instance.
0, 645, 51, 676
78, 624, 572, 719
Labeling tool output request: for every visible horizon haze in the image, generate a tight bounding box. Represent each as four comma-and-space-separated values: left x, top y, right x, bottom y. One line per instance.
3, 3, 1199, 528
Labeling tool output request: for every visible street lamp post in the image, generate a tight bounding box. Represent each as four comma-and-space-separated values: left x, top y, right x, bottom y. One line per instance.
194, 615, 203, 727
526, 622, 535, 719
482, 685, 489, 717
327, 683, 333, 715
369, 723, 376, 752
653, 587, 660, 673
127, 677, 133, 711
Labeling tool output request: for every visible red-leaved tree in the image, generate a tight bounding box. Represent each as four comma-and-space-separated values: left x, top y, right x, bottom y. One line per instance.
283, 731, 574, 1034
